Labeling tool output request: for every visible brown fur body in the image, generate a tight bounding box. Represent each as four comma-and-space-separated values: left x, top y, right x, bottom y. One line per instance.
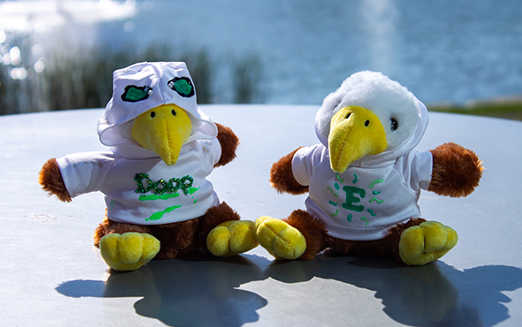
39, 123, 240, 260
270, 142, 483, 261
93, 201, 240, 259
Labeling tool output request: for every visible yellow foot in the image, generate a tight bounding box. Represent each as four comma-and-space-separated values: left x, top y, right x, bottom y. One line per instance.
99, 232, 160, 271
207, 220, 258, 257
254, 216, 306, 260
399, 221, 458, 266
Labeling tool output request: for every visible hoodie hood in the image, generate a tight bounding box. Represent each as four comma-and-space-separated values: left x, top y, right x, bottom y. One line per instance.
314, 71, 429, 167
97, 62, 217, 158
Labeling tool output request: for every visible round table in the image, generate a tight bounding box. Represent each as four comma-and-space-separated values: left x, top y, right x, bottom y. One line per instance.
1, 105, 521, 326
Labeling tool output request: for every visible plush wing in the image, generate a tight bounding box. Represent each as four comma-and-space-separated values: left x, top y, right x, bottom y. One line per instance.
39, 158, 72, 202
428, 142, 483, 197
214, 123, 240, 167
270, 148, 309, 195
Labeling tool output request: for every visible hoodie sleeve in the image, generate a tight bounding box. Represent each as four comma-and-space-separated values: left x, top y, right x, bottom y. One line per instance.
397, 150, 433, 191
291, 144, 329, 186
56, 152, 117, 198
194, 138, 221, 173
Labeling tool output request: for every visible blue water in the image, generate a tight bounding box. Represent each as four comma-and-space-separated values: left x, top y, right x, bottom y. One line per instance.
38, 0, 522, 105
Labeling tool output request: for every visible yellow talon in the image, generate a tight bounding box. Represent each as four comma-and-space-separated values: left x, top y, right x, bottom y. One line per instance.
399, 221, 458, 266
207, 220, 258, 257
254, 216, 306, 260
99, 232, 160, 271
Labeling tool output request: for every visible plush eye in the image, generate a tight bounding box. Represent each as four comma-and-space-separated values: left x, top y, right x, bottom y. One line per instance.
346, 113, 351, 119
364, 120, 370, 127
150, 111, 156, 118
333, 99, 342, 111
171, 109, 176, 116
390, 118, 398, 131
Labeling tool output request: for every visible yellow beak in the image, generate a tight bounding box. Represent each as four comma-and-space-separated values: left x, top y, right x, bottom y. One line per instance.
131, 104, 192, 166
328, 106, 388, 173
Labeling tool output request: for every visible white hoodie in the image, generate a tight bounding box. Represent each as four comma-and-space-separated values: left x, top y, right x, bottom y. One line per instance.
292, 72, 432, 241
56, 62, 221, 225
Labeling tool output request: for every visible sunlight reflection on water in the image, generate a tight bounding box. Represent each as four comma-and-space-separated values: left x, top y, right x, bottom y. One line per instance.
1, 0, 521, 105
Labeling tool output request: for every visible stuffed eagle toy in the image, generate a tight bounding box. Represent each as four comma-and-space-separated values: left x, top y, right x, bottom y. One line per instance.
255, 71, 483, 265
39, 62, 258, 271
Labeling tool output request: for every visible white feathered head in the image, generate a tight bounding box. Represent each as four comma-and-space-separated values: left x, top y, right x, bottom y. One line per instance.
315, 71, 429, 171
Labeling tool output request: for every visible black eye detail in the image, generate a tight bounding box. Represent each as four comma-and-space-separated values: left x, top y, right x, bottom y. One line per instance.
364, 120, 370, 127
171, 109, 176, 116
333, 100, 342, 111
150, 111, 156, 118
391, 118, 398, 131
346, 113, 351, 119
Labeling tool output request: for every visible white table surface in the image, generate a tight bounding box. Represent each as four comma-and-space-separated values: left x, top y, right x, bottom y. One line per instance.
1, 105, 521, 327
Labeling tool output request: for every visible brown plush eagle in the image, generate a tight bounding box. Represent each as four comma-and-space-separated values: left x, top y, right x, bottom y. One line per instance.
39, 62, 258, 271
254, 71, 483, 265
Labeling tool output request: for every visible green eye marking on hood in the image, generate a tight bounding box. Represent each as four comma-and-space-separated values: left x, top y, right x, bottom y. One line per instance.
168, 77, 195, 97
121, 85, 153, 102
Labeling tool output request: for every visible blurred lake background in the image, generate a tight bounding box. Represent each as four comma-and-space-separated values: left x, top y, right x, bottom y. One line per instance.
1, 0, 522, 117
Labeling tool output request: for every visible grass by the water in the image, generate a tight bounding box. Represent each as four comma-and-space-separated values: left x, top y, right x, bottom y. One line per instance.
0, 43, 264, 115
428, 98, 522, 121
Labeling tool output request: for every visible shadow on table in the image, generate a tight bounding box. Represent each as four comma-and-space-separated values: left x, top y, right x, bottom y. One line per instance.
265, 255, 522, 327
56, 254, 269, 327
56, 254, 522, 327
